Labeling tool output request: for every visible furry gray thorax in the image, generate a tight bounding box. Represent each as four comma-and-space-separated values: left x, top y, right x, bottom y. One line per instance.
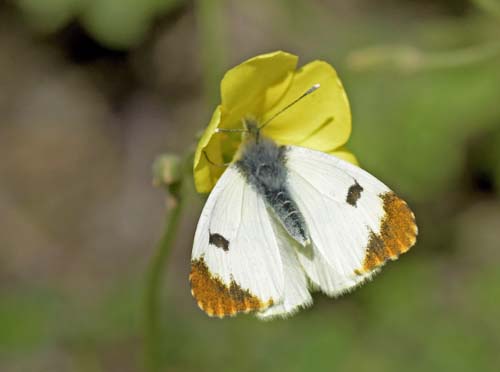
235, 134, 310, 246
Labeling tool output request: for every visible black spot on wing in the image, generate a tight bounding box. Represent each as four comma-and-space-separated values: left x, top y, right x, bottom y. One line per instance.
209, 231, 230, 251
346, 181, 363, 207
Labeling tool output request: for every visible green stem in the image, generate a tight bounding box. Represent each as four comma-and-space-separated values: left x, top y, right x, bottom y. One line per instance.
417, 42, 500, 69
347, 42, 500, 72
145, 192, 185, 372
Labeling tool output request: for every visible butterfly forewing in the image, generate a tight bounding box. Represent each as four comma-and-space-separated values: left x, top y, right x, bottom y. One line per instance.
285, 146, 417, 295
191, 166, 285, 317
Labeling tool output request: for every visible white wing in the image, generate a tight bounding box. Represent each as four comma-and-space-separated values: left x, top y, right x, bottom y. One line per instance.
257, 220, 312, 319
285, 146, 417, 296
191, 166, 311, 318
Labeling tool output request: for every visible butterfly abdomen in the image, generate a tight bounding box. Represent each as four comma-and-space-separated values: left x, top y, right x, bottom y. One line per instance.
236, 137, 309, 245
266, 187, 309, 245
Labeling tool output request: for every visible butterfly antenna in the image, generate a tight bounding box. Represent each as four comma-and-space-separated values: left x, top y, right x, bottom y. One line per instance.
259, 83, 320, 130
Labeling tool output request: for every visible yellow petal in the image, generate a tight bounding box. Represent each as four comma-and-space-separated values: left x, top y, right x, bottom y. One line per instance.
194, 52, 298, 193
221, 51, 298, 129
328, 148, 359, 166
263, 60, 351, 153
193, 106, 226, 193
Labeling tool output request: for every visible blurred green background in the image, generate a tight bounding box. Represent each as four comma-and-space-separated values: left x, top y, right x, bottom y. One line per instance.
1, 0, 500, 371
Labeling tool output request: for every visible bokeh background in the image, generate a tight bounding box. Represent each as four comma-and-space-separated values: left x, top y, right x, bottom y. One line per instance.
2, 0, 500, 371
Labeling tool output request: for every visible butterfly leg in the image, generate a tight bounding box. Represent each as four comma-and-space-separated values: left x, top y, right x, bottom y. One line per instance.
203, 151, 231, 168
215, 117, 257, 134
215, 128, 247, 133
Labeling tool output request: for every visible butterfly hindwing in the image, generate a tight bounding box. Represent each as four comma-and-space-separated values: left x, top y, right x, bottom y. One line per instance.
257, 219, 312, 319
285, 145, 417, 296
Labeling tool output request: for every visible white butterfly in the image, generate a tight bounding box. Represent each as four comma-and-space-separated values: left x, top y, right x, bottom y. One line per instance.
190, 92, 417, 319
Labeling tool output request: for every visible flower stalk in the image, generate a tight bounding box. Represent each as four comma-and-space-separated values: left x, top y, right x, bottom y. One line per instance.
145, 154, 189, 372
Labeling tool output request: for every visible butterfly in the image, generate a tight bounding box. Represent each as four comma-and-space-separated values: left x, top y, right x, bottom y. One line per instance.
190, 85, 417, 319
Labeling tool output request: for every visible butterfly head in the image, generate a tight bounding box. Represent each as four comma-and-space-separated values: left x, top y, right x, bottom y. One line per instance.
242, 118, 262, 142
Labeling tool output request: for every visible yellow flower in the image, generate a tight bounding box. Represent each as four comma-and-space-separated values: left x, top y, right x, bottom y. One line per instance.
193, 51, 357, 194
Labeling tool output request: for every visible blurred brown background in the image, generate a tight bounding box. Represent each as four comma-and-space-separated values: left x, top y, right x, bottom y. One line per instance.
1, 0, 500, 371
